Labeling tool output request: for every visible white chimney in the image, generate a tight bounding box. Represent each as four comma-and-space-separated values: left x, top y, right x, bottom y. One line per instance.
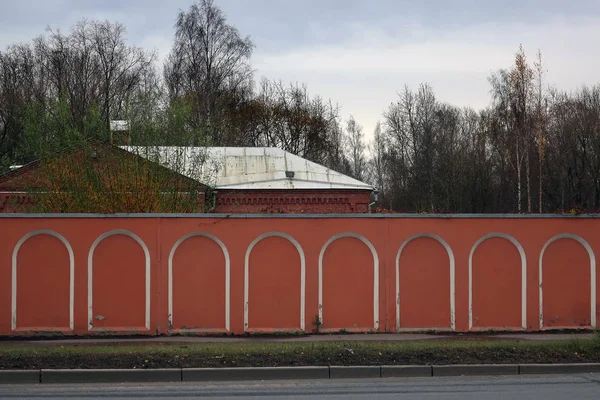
110, 120, 129, 132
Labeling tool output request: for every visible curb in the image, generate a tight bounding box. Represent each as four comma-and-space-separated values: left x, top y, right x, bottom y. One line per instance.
432, 364, 519, 376
0, 370, 40, 384
40, 368, 182, 383
381, 365, 432, 377
183, 366, 329, 381
329, 366, 381, 379
519, 363, 600, 375
1, 363, 599, 384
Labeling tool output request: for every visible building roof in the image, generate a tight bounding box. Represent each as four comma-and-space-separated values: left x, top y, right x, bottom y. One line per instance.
121, 146, 374, 191
0, 142, 208, 193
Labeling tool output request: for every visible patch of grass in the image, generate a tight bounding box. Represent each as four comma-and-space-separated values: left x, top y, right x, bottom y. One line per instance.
1, 339, 600, 370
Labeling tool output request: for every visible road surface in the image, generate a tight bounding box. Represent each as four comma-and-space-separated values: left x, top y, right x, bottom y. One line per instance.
1, 374, 599, 399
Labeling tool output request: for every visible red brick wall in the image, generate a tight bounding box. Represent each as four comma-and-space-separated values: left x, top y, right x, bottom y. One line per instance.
212, 189, 372, 214
1, 189, 371, 214
0, 193, 35, 213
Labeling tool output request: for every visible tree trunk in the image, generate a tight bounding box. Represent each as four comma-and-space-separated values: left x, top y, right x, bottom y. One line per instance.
526, 141, 531, 213
539, 146, 543, 213
516, 139, 522, 212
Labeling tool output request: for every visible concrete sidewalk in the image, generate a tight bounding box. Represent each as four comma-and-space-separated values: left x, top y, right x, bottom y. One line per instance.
0, 332, 594, 347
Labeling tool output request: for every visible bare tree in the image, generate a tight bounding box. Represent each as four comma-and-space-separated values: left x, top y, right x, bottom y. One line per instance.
164, 0, 254, 144
0, 49, 23, 166
237, 78, 341, 165
345, 115, 366, 180
326, 118, 352, 176
6, 14, 600, 217
511, 46, 535, 213
90, 21, 155, 138
368, 121, 387, 197
0, 44, 44, 167
489, 46, 534, 212
534, 50, 546, 212
382, 84, 438, 211
383, 87, 412, 208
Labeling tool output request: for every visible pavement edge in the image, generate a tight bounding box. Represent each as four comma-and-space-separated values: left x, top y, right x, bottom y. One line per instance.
2, 363, 600, 384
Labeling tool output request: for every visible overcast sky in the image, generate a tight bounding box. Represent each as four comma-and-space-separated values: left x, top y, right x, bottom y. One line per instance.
1, 0, 599, 140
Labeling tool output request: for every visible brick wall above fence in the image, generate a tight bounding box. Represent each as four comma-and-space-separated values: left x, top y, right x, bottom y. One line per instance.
212, 189, 371, 214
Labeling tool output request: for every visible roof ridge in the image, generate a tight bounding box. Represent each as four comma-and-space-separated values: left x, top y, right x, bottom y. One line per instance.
121, 146, 374, 191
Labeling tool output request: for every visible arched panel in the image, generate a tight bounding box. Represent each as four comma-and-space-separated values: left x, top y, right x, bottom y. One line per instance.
539, 234, 596, 329
169, 233, 230, 332
469, 233, 526, 330
319, 233, 379, 331
12, 230, 74, 331
396, 234, 454, 331
88, 230, 150, 331
244, 232, 305, 331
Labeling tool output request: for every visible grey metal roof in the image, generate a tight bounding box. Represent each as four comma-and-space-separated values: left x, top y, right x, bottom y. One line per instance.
121, 146, 373, 191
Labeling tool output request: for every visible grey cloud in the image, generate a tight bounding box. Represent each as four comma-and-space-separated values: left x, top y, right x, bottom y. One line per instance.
1, 0, 598, 52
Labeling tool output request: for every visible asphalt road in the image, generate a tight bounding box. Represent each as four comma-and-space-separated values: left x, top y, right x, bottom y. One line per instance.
1, 374, 599, 399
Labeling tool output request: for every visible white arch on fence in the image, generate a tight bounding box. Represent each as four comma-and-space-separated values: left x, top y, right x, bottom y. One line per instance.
12, 230, 74, 331
88, 229, 150, 331
244, 232, 306, 331
395, 233, 455, 331
468, 233, 527, 330
319, 232, 379, 330
539, 233, 596, 329
168, 233, 230, 332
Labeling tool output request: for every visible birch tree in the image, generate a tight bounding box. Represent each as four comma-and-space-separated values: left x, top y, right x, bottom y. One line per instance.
164, 0, 254, 145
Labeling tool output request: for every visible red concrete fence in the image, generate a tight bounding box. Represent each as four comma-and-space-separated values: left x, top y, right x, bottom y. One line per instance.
0, 214, 598, 336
